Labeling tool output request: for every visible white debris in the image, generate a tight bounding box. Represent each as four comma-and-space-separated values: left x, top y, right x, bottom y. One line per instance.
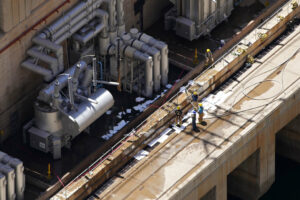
135, 97, 145, 102
166, 84, 172, 89
133, 100, 154, 112
101, 120, 128, 140
126, 109, 132, 114
148, 128, 172, 147
134, 150, 149, 160
106, 110, 112, 115
117, 112, 123, 119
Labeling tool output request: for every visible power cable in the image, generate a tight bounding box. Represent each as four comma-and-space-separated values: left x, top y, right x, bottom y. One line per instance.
203, 46, 300, 119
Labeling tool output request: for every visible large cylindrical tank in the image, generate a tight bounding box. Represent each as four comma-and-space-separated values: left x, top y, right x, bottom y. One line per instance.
34, 104, 63, 134
64, 88, 114, 135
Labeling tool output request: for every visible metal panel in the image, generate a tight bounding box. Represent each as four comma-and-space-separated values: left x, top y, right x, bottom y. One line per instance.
28, 127, 50, 153
63, 88, 114, 135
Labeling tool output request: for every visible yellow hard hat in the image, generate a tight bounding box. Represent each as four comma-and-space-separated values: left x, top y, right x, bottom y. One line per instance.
206, 49, 210, 52
177, 106, 180, 110
198, 103, 203, 107
193, 91, 197, 95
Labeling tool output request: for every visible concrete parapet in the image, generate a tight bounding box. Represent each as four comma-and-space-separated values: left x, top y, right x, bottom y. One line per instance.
276, 115, 300, 163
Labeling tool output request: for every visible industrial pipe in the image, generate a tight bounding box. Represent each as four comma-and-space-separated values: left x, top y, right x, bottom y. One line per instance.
103, 0, 116, 34
123, 45, 153, 97
43, 0, 103, 37
116, 0, 125, 35
32, 36, 64, 72
37, 61, 87, 103
130, 28, 169, 86
73, 23, 105, 45
27, 48, 59, 76
21, 60, 53, 82
122, 34, 161, 92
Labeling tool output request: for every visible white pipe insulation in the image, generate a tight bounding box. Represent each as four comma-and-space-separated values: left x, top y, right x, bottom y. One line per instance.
122, 44, 154, 97
130, 28, 169, 86
22, 0, 111, 82
122, 34, 161, 92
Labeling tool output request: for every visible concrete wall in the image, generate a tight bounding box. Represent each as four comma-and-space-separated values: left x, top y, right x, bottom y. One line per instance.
0, 0, 47, 33
0, 0, 170, 143
124, 0, 170, 31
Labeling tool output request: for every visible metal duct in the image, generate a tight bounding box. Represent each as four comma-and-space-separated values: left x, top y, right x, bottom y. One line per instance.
63, 88, 114, 135
37, 61, 87, 103
130, 28, 169, 86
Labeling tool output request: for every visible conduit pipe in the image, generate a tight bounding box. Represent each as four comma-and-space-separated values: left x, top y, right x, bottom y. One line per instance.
122, 34, 161, 92
130, 28, 169, 86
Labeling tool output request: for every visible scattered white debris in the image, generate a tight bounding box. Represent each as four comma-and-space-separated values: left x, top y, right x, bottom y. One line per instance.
134, 150, 149, 160
106, 110, 112, 115
135, 97, 145, 103
133, 99, 154, 112
126, 109, 132, 114
166, 84, 172, 89
202, 91, 232, 117
117, 112, 123, 119
148, 128, 172, 147
101, 120, 128, 140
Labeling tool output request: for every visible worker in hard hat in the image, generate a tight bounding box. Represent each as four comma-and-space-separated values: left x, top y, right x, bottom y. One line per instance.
191, 91, 198, 108
198, 103, 204, 124
192, 109, 199, 132
205, 48, 214, 67
175, 106, 183, 127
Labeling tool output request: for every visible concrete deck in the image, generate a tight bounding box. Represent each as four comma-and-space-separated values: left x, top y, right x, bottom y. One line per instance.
96, 23, 300, 200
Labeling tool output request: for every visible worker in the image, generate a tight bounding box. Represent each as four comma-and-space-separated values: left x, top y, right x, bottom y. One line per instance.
192, 109, 199, 132
175, 106, 182, 127
205, 48, 214, 67
191, 91, 198, 108
198, 103, 204, 124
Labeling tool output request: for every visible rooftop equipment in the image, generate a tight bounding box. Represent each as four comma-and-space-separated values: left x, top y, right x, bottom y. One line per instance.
165, 0, 234, 40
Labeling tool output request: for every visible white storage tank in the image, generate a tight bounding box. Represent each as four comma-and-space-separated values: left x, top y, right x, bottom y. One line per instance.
165, 0, 234, 40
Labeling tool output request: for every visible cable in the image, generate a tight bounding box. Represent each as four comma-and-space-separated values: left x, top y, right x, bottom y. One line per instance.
203, 46, 300, 120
